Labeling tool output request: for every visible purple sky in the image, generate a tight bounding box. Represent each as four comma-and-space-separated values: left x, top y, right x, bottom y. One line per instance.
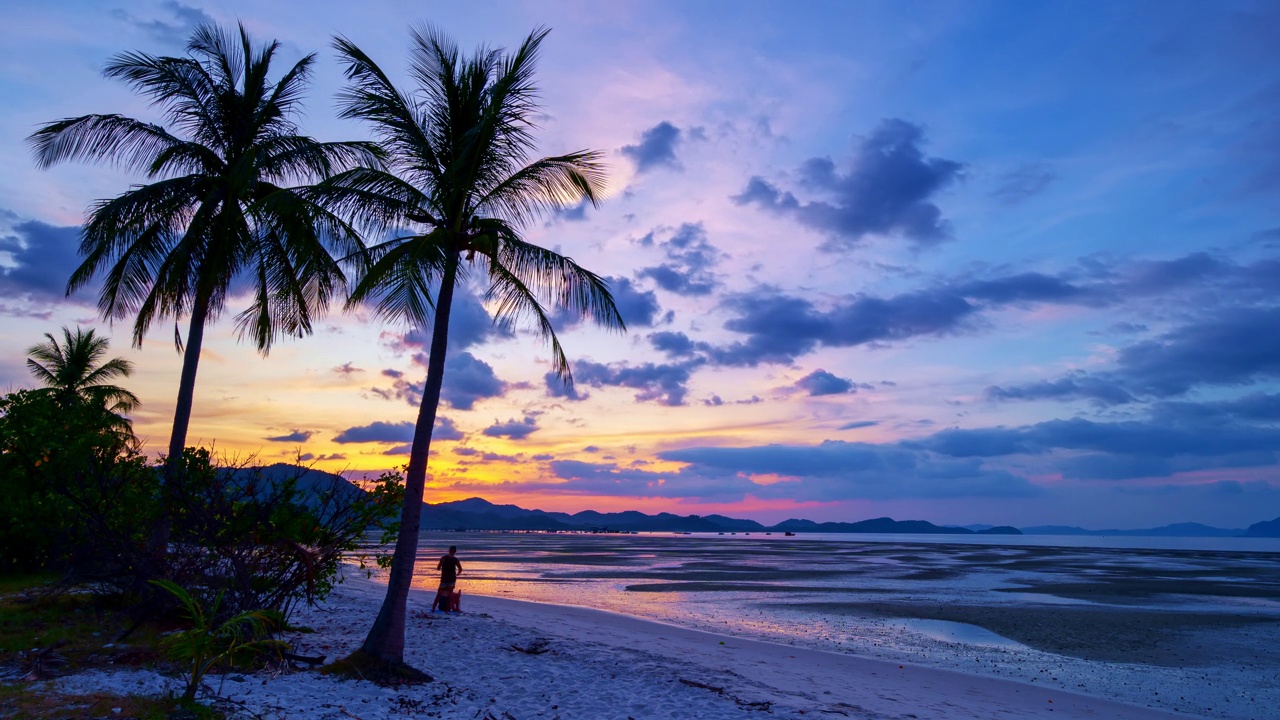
1, 1, 1278, 529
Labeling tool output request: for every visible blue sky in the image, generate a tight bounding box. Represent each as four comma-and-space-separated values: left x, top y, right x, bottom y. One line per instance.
1, 1, 1278, 528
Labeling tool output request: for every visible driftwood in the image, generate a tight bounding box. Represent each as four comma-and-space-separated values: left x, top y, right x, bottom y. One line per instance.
283, 651, 326, 665
679, 678, 725, 694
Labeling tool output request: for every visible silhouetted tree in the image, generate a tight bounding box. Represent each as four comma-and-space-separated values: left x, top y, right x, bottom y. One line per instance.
28, 23, 380, 475
325, 25, 624, 669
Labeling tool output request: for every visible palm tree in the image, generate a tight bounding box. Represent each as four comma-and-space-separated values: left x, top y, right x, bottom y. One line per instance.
27, 23, 380, 475
326, 26, 625, 668
26, 326, 140, 418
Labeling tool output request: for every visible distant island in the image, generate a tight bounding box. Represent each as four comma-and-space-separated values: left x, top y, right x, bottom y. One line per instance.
259, 464, 1280, 538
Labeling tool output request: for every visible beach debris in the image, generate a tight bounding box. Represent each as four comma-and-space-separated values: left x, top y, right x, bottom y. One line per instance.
509, 638, 551, 655
679, 678, 725, 694
19, 641, 68, 680
282, 651, 326, 665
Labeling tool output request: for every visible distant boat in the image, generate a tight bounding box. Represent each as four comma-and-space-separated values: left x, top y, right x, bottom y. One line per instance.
766, 532, 772, 535
718, 532, 724, 535
784, 531, 795, 536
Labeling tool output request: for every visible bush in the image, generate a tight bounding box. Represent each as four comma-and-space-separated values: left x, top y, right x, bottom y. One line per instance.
0, 389, 157, 576
0, 387, 402, 623
163, 449, 403, 618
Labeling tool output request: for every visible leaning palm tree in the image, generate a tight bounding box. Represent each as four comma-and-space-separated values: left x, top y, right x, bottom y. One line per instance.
27, 326, 140, 417
326, 26, 624, 669
27, 23, 380, 475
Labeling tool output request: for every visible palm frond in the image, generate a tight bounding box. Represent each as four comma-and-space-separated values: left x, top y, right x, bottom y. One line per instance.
28, 114, 187, 173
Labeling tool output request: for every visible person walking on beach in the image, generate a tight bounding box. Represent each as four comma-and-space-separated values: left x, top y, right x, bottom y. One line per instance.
433, 546, 462, 612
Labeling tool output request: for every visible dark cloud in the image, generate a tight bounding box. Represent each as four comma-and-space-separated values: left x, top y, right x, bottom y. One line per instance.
709, 289, 976, 366
957, 273, 1096, 306
557, 359, 701, 406
914, 416, 1280, 463
990, 163, 1055, 205
732, 119, 963, 249
111, 1, 213, 43
0, 220, 97, 306
986, 374, 1136, 406
440, 352, 506, 410
656, 441, 1039, 500
433, 416, 465, 441
796, 369, 855, 396
1112, 307, 1280, 396
541, 459, 755, 500
607, 277, 663, 328
648, 331, 701, 358
635, 223, 721, 296
621, 121, 682, 173
333, 421, 415, 444
838, 420, 879, 430
343, 417, 460, 448
482, 416, 540, 440
265, 430, 314, 443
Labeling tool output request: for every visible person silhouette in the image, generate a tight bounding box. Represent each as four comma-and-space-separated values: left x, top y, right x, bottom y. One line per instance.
432, 545, 462, 613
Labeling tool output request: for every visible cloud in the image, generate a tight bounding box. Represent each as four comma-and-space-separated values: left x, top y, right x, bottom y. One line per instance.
994, 304, 1280, 406
1111, 307, 1280, 396
990, 163, 1055, 205
555, 359, 700, 406
621, 121, 682, 173
111, 1, 213, 43
540, 459, 756, 501
655, 441, 1040, 500
709, 288, 977, 366
732, 119, 963, 249
795, 369, 855, 396
332, 363, 363, 376
986, 373, 1136, 406
433, 416, 465, 441
648, 331, 701, 358
0, 219, 97, 306
440, 352, 506, 410
913, 416, 1280, 464
956, 273, 1096, 306
265, 430, 314, 443
635, 223, 722, 296
393, 288, 515, 355
838, 420, 879, 430
482, 416, 540, 440
333, 421, 415, 444
552, 276, 663, 332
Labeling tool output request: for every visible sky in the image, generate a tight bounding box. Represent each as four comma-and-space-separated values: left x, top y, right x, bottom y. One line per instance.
1, 0, 1278, 529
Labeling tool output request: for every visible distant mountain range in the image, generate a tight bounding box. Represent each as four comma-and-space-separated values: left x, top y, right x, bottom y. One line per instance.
418, 496, 1024, 534
257, 464, 1280, 538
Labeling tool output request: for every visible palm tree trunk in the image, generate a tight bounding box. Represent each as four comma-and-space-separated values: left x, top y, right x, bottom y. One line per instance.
167, 295, 211, 468
147, 291, 211, 569
361, 252, 460, 664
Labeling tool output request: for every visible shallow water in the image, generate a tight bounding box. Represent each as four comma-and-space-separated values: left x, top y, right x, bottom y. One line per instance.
376, 531, 1280, 720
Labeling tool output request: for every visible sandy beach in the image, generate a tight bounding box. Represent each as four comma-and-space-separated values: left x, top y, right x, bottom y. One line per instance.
42, 570, 1215, 720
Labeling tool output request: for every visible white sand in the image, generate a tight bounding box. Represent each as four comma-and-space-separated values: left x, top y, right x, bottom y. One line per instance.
45, 573, 1202, 719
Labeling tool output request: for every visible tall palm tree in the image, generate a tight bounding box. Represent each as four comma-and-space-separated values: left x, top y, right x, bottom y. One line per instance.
27, 23, 380, 474
326, 26, 625, 668
26, 326, 139, 418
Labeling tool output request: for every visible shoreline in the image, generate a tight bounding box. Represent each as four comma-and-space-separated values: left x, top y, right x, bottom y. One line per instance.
47, 571, 1205, 719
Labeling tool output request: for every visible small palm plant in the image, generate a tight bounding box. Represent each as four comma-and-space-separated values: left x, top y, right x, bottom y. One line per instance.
152, 579, 287, 702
